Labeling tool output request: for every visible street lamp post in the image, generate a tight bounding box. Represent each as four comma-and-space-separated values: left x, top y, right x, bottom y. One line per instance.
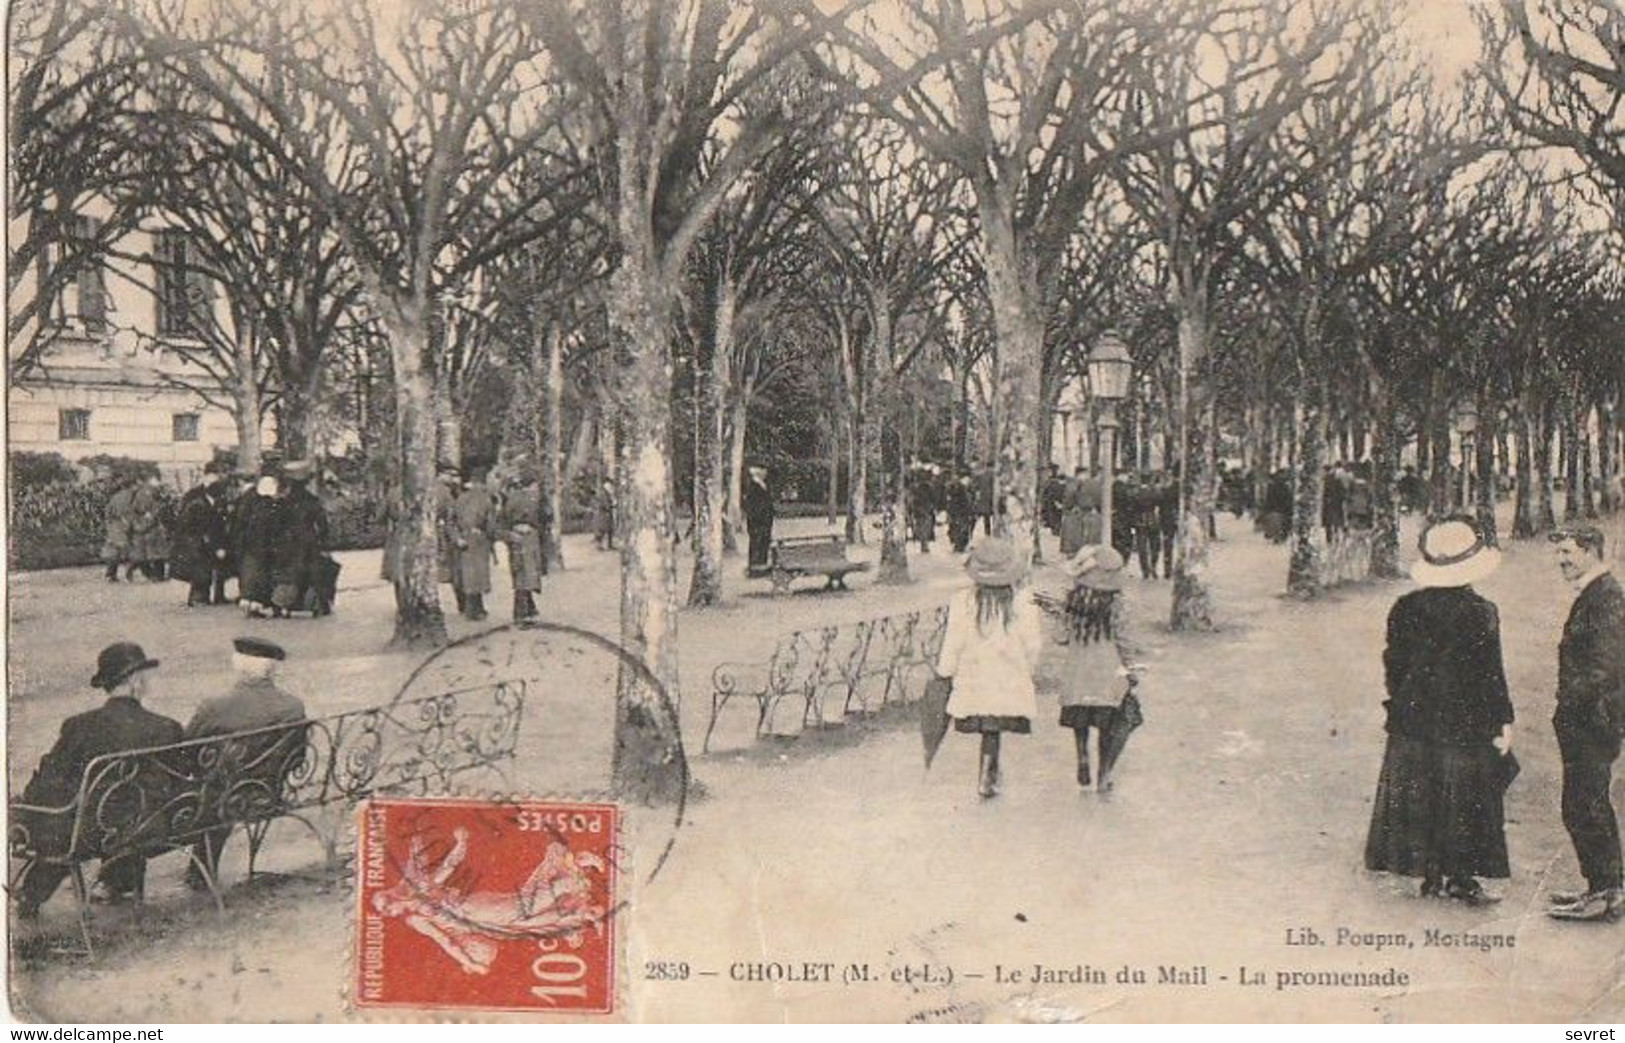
1087, 332, 1134, 550
1454, 399, 1478, 511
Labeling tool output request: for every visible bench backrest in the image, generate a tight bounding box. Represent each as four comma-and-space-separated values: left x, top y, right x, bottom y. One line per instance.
23, 680, 526, 864
759, 604, 949, 722
774, 540, 851, 571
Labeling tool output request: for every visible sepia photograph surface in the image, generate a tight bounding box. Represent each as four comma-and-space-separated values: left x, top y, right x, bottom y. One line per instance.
5, 0, 1625, 1024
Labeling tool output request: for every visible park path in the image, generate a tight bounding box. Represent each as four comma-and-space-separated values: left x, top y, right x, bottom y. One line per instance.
8, 512, 1625, 1021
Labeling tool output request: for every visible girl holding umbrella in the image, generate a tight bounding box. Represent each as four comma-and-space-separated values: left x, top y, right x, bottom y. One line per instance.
1049, 546, 1146, 792
933, 538, 1044, 799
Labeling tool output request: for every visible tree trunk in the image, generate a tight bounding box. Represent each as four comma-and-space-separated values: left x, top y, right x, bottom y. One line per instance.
434, 370, 461, 470
843, 322, 869, 544
872, 295, 909, 582
379, 299, 448, 649
1579, 400, 1598, 518
278, 374, 314, 460
975, 191, 1042, 557
1512, 394, 1537, 538
1562, 397, 1580, 521
688, 275, 731, 607
230, 342, 264, 474
878, 420, 910, 583
1169, 281, 1217, 632
1475, 387, 1497, 547
825, 416, 840, 526
537, 324, 566, 571
953, 371, 971, 470
723, 391, 747, 555
605, 241, 685, 806
1536, 397, 1557, 531
1287, 368, 1326, 598
1426, 372, 1452, 518
1599, 394, 1618, 514
1369, 378, 1403, 579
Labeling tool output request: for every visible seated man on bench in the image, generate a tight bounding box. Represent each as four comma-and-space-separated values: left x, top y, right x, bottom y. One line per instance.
182, 637, 308, 890
13, 643, 182, 919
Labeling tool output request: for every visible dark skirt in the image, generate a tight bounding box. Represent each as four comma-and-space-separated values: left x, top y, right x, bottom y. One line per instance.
1364, 733, 1509, 881
1060, 705, 1116, 730
955, 715, 1031, 734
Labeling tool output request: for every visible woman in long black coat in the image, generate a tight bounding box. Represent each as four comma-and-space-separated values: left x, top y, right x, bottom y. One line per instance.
1365, 516, 1515, 905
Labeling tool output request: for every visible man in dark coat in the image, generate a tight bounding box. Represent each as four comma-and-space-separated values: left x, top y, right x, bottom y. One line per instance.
450, 465, 500, 621
945, 471, 976, 553
101, 478, 136, 582
1041, 464, 1066, 536
182, 637, 308, 890
500, 476, 545, 626
172, 463, 232, 607
1155, 473, 1179, 580
270, 461, 331, 617
744, 464, 775, 569
1547, 526, 1625, 922
127, 474, 167, 581
974, 469, 995, 536
12, 643, 183, 918
235, 473, 282, 615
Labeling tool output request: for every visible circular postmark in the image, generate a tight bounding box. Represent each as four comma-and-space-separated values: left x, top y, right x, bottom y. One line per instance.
352, 619, 689, 1010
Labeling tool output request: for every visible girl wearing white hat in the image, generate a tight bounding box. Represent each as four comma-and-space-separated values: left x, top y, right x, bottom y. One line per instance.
935, 538, 1043, 798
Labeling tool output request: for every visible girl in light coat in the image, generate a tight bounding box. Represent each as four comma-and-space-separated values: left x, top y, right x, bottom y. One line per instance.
936, 537, 1044, 798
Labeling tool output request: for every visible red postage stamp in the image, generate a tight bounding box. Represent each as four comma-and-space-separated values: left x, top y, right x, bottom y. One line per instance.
354, 796, 619, 1014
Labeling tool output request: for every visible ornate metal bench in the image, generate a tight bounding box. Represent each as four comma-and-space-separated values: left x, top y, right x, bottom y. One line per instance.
747, 535, 871, 594
8, 680, 525, 956
703, 605, 948, 752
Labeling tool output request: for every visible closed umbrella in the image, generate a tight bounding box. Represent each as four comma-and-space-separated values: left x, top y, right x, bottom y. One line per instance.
920, 675, 953, 769
1099, 688, 1144, 778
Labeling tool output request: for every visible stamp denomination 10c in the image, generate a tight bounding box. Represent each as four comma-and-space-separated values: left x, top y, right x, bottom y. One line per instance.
354, 796, 619, 1014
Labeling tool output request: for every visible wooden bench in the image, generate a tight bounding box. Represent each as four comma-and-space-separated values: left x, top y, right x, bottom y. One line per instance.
748, 535, 870, 594
8, 680, 526, 956
703, 604, 948, 752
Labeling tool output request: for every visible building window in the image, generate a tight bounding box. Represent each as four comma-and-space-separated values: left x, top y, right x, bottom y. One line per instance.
58, 408, 91, 441
154, 230, 210, 338
172, 413, 200, 442
36, 214, 107, 331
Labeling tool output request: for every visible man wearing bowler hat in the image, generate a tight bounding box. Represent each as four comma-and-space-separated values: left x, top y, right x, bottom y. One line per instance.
182, 637, 307, 890
12, 643, 183, 918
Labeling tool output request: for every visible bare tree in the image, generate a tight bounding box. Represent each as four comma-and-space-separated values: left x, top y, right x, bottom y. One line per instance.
530, 0, 837, 803
132, 0, 585, 647
1116, 0, 1358, 630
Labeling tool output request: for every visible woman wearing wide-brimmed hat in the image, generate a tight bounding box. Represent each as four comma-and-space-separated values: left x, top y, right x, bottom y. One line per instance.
1046, 546, 1146, 792
934, 537, 1044, 798
1364, 515, 1516, 906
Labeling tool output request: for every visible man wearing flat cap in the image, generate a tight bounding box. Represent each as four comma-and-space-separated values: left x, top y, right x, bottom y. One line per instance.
13, 643, 182, 918
182, 637, 307, 889
1547, 525, 1625, 923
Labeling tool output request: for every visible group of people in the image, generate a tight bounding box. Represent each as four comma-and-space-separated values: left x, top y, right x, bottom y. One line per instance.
1040, 466, 1180, 582
1364, 518, 1624, 922
381, 463, 548, 626
13, 636, 307, 920
99, 474, 171, 583
933, 536, 1146, 799
105, 460, 337, 618
904, 463, 998, 556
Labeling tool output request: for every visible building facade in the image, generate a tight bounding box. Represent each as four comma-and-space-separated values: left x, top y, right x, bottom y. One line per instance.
8, 200, 269, 478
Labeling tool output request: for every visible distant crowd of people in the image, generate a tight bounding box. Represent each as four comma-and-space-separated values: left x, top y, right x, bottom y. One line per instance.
101, 461, 335, 618
381, 462, 550, 627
